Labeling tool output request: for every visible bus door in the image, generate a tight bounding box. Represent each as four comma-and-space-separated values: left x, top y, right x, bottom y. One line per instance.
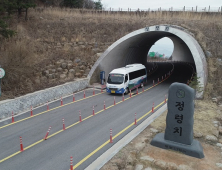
124, 74, 129, 89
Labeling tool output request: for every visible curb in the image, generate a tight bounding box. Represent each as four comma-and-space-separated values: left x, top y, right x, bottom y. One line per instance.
85, 104, 167, 170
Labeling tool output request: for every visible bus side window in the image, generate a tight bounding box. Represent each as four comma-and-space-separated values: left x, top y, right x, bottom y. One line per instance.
125, 74, 128, 83
129, 72, 133, 80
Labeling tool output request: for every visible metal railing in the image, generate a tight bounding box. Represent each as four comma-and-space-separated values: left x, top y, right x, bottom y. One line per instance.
103, 6, 222, 13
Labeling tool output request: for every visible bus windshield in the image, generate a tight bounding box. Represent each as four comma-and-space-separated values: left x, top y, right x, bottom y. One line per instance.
107, 74, 124, 84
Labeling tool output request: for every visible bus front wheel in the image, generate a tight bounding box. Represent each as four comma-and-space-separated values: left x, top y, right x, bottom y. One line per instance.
139, 83, 144, 88
125, 88, 129, 94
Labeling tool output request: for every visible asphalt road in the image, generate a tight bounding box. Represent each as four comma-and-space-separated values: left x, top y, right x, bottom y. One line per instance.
0, 62, 194, 170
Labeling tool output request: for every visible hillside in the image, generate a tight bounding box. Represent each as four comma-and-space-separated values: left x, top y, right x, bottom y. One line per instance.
0, 8, 222, 100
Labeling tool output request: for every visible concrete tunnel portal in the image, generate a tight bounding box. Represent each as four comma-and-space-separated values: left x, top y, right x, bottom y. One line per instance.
88, 25, 207, 98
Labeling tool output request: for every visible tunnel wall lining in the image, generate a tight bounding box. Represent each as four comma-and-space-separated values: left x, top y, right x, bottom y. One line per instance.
88, 25, 207, 98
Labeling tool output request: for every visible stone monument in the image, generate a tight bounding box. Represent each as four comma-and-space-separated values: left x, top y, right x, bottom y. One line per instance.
150, 82, 204, 158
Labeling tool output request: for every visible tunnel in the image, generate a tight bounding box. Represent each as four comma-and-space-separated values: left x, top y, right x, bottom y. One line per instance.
88, 25, 207, 98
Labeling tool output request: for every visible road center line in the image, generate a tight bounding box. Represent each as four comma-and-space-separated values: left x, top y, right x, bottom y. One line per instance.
0, 92, 104, 130
72, 100, 167, 169
0, 63, 163, 130
0, 64, 173, 164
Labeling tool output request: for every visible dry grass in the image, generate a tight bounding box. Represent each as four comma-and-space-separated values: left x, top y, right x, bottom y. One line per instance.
34, 7, 222, 21
0, 8, 222, 99
151, 100, 219, 137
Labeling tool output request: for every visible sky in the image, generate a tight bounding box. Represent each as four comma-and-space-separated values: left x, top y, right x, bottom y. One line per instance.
102, 0, 221, 10
148, 37, 174, 57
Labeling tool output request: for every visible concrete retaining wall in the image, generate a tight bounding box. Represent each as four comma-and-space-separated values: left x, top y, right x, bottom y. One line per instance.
0, 78, 89, 119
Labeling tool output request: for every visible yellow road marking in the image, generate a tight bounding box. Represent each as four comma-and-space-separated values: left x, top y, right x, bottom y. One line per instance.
73, 141, 110, 169
0, 66, 172, 164
82, 115, 93, 121
72, 64, 174, 169
73, 100, 167, 169
0, 62, 166, 130
72, 67, 173, 169
0, 151, 21, 163
0, 92, 104, 130
24, 140, 44, 150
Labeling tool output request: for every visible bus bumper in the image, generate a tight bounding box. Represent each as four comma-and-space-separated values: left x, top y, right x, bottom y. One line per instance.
106, 88, 125, 94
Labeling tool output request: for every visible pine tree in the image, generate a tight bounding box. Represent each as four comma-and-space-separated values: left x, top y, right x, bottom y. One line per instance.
62, 0, 84, 8
0, 19, 15, 38
94, 0, 102, 10
0, 0, 36, 38
0, 0, 16, 38
14, 0, 36, 20
189, 74, 203, 93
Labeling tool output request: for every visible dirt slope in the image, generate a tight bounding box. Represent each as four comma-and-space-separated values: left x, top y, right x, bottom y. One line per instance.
0, 8, 222, 100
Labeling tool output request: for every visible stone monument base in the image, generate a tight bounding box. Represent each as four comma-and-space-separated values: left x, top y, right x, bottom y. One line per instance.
150, 133, 204, 159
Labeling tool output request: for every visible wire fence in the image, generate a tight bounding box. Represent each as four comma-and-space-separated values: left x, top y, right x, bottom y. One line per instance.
104, 6, 222, 13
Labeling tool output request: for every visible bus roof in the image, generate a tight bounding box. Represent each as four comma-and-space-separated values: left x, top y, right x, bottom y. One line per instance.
110, 64, 146, 75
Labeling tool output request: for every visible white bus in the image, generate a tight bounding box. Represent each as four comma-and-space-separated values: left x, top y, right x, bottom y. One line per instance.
106, 64, 147, 94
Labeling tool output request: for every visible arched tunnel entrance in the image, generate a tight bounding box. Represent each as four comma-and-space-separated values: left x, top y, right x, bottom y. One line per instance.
88, 25, 207, 98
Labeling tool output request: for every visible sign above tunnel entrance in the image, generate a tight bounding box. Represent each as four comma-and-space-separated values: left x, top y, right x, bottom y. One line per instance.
145, 25, 170, 32
155, 26, 160, 31
165, 26, 169, 31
